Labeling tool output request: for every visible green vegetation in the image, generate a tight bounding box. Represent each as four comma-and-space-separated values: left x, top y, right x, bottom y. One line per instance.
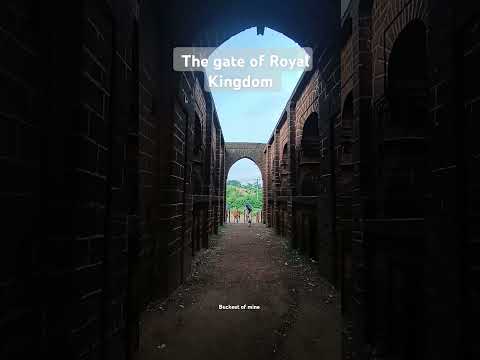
226, 180, 263, 212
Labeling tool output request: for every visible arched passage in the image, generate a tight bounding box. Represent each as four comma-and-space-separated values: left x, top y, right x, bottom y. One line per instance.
372, 19, 428, 360
225, 142, 266, 186
295, 111, 322, 261
384, 19, 427, 218
225, 143, 266, 223
298, 112, 321, 195
226, 158, 264, 224
0, 0, 476, 359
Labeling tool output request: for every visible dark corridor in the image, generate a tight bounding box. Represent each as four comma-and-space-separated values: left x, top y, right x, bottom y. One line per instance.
1, 1, 480, 360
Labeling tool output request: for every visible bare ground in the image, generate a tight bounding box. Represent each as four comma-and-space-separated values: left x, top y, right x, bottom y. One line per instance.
140, 224, 341, 360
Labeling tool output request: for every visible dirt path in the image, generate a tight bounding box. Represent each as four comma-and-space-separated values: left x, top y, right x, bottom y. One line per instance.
140, 224, 341, 360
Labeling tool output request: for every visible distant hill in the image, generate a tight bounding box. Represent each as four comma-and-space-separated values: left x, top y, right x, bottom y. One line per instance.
226, 180, 263, 211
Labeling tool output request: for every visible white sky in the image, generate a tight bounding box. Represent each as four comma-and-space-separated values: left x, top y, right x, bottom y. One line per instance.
228, 158, 262, 185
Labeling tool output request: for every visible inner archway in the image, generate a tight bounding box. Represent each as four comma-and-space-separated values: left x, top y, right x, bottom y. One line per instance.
226, 158, 264, 224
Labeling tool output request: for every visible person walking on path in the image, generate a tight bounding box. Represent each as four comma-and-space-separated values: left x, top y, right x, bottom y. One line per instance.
245, 203, 253, 227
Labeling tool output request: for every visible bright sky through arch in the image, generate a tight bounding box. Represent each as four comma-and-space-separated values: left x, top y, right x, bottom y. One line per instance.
208, 27, 306, 181
228, 158, 263, 185
208, 27, 306, 143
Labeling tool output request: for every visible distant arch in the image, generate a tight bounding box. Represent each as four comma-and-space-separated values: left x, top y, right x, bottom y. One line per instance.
225, 156, 265, 223
226, 158, 263, 184
224, 143, 266, 185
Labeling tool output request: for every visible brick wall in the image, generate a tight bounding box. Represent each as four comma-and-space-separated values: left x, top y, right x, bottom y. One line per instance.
0, 0, 139, 358
462, 13, 480, 359
0, 1, 226, 358
347, 1, 479, 359
2, 1, 479, 359
1, 1, 43, 358
263, 43, 341, 284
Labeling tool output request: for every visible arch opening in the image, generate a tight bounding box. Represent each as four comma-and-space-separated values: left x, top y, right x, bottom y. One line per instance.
384, 20, 428, 219
226, 158, 264, 224
206, 27, 307, 143
298, 111, 323, 196
379, 20, 428, 360
300, 112, 321, 160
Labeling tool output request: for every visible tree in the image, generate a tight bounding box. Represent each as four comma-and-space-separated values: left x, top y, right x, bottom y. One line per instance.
226, 181, 263, 212
227, 179, 241, 187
